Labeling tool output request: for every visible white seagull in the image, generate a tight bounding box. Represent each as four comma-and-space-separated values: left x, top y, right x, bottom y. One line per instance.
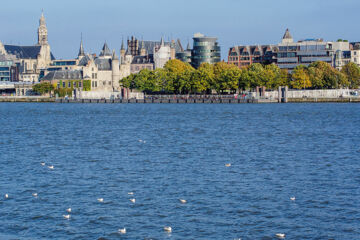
97, 198, 104, 203
276, 233, 286, 239
48, 165, 54, 170
63, 214, 71, 219
179, 199, 187, 204
225, 163, 231, 167
128, 192, 134, 195
118, 228, 126, 234
41, 162, 46, 166
32, 193, 38, 197
164, 226, 172, 233
66, 208, 71, 213
130, 198, 136, 203
290, 197, 296, 201
5, 193, 9, 199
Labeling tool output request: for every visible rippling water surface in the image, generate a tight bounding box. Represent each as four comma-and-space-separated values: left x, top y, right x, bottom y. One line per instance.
0, 103, 359, 239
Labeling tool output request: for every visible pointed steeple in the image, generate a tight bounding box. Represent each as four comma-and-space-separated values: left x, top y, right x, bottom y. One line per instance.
283, 28, 292, 40
38, 10, 48, 45
186, 42, 191, 51
160, 37, 165, 47
40, 10, 46, 26
121, 37, 125, 50
139, 40, 147, 56
112, 49, 119, 60
281, 28, 293, 44
78, 34, 85, 57
100, 42, 111, 56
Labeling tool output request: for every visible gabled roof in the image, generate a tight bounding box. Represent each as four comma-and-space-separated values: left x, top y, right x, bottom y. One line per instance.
95, 58, 112, 70
42, 70, 83, 81
140, 39, 183, 55
78, 54, 92, 66
131, 55, 154, 64
4, 45, 55, 60
99, 42, 111, 56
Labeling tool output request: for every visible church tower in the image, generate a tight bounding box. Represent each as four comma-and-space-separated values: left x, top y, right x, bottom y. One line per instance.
38, 11, 48, 45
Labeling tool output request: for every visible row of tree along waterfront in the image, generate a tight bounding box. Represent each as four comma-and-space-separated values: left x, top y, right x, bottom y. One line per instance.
32, 59, 360, 95
120, 60, 360, 94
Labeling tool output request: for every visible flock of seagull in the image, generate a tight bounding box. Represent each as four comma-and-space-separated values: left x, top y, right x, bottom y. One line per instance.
2, 143, 294, 239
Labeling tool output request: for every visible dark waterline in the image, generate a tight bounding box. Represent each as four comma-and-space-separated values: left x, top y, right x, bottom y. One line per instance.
0, 103, 359, 239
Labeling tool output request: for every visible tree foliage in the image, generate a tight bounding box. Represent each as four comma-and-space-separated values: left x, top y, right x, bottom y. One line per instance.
119, 60, 359, 94
32, 82, 54, 95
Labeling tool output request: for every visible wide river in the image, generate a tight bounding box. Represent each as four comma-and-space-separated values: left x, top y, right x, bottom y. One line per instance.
0, 103, 359, 239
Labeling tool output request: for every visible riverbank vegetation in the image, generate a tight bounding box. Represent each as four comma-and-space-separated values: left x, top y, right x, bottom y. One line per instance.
120, 60, 360, 94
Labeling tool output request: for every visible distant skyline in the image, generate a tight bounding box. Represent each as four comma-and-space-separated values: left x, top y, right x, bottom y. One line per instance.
2, 0, 360, 60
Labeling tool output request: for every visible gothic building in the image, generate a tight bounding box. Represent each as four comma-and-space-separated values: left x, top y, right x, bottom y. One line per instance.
0, 12, 55, 82
42, 40, 121, 93
120, 36, 184, 73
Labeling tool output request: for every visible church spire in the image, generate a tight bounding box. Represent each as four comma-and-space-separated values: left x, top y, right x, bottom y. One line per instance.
121, 37, 125, 50
38, 10, 48, 45
186, 41, 191, 51
160, 36, 165, 47
40, 10, 46, 26
78, 34, 85, 57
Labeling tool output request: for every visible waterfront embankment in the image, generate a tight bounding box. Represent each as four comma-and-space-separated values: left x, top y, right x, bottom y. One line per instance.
1, 96, 360, 103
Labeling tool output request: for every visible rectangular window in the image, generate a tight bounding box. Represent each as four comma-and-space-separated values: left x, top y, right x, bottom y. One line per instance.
95, 81, 97, 87
95, 73, 97, 79
68, 82, 71, 87
62, 82, 65, 87
79, 82, 82, 87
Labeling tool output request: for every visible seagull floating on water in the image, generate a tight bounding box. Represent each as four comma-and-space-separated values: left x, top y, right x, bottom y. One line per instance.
32, 193, 38, 197
97, 198, 104, 203
41, 162, 45, 166
118, 228, 126, 234
128, 192, 134, 195
276, 233, 286, 239
225, 163, 231, 167
66, 208, 71, 213
179, 199, 187, 204
164, 226, 172, 232
290, 197, 296, 201
5, 194, 9, 199
130, 198, 136, 203
48, 165, 54, 169
63, 214, 71, 219
138, 139, 143, 143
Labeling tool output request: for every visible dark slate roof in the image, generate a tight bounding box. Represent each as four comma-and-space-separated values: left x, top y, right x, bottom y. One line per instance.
283, 29, 293, 39
4, 45, 55, 60
99, 43, 111, 56
95, 58, 112, 70
141, 39, 183, 55
230, 45, 275, 56
131, 55, 154, 64
42, 70, 83, 81
78, 54, 92, 66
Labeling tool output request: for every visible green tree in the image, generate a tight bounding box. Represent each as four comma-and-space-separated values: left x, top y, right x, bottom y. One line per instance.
213, 62, 241, 93
32, 82, 54, 95
291, 65, 311, 89
120, 74, 136, 89
192, 63, 213, 93
164, 59, 194, 93
341, 62, 360, 88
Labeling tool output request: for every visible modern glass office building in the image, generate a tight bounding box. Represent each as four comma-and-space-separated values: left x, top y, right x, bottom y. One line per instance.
191, 33, 221, 68
0, 59, 17, 82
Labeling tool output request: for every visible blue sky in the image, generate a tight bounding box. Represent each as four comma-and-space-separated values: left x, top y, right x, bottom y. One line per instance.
1, 0, 360, 60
